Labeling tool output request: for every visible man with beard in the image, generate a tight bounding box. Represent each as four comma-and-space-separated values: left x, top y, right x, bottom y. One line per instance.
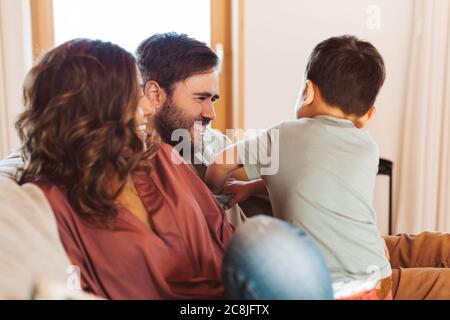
136, 33, 271, 225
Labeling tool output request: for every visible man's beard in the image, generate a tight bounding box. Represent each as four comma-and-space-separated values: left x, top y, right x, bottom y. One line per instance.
154, 97, 210, 149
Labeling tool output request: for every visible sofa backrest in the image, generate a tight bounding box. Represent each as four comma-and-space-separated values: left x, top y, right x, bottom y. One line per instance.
0, 177, 72, 299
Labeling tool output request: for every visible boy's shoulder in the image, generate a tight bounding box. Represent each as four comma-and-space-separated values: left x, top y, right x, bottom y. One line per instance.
271, 117, 343, 136
278, 117, 373, 137
275, 117, 378, 154
267, 118, 316, 132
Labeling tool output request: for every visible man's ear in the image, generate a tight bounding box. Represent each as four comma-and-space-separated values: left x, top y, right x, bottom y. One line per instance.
355, 106, 376, 128
303, 80, 315, 106
144, 81, 167, 110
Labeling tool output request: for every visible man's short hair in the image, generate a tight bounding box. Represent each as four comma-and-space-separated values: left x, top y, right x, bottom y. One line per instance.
305, 35, 386, 116
136, 33, 218, 95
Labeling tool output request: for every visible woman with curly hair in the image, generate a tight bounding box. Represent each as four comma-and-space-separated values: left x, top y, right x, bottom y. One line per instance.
16, 39, 234, 299
14, 38, 333, 301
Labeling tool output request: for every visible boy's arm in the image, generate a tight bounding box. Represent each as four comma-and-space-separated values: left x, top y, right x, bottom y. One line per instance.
222, 178, 269, 210
230, 167, 250, 181
230, 169, 269, 200
205, 145, 242, 194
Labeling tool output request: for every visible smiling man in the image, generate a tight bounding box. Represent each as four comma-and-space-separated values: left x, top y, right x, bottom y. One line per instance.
136, 33, 250, 226
137, 33, 218, 146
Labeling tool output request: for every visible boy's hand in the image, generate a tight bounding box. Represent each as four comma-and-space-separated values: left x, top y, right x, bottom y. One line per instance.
222, 178, 254, 210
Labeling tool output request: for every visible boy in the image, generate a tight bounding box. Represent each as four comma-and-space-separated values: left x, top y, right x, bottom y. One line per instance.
205, 35, 392, 299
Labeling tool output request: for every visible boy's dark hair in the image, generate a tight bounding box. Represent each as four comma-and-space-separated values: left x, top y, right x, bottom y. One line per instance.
305, 35, 386, 116
136, 33, 218, 95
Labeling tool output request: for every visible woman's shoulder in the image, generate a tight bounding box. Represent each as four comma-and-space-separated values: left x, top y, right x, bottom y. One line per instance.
31, 179, 64, 198
30, 179, 77, 221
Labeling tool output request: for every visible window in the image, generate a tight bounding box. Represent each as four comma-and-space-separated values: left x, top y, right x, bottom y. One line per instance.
31, 0, 236, 132
53, 0, 211, 53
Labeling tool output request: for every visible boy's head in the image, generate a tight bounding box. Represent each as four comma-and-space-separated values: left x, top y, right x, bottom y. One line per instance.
296, 35, 386, 128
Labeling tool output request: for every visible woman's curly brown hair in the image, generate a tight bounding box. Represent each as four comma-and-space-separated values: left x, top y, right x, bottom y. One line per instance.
16, 39, 155, 224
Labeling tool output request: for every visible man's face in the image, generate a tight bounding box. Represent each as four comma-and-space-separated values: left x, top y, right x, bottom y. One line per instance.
154, 70, 219, 147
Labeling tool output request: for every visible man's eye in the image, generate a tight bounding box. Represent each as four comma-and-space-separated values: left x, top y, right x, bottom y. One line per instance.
198, 97, 207, 102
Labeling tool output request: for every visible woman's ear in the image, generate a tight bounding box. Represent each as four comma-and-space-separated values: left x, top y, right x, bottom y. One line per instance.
144, 81, 167, 111
355, 106, 377, 128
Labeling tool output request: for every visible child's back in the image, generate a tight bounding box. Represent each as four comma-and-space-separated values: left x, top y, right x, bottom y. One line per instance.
239, 116, 391, 284
206, 35, 392, 296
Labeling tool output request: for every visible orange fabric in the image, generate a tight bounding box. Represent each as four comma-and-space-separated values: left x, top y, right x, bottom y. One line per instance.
384, 233, 450, 300
340, 289, 393, 300
384, 232, 450, 269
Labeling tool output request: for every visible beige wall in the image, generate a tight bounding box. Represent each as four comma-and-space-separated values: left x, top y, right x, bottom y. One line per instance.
242, 0, 414, 234
0, 0, 33, 158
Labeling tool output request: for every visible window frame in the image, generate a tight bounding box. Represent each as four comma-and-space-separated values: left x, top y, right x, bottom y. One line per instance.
29, 0, 242, 131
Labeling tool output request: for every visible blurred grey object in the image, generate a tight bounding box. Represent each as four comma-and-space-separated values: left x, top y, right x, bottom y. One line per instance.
0, 152, 22, 180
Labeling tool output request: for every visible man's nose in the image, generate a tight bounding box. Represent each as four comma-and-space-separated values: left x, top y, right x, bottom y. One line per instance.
202, 103, 216, 121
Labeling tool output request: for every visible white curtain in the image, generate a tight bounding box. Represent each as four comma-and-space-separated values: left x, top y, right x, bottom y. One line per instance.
0, 0, 32, 158
396, 0, 450, 233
